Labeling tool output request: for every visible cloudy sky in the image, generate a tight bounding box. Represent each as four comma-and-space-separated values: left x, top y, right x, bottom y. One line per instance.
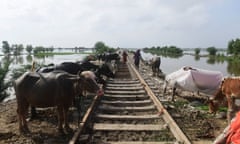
0, 0, 239, 48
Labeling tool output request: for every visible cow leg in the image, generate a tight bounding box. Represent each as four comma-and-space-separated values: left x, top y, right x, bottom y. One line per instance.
30, 106, 37, 120
172, 87, 176, 101
63, 107, 72, 133
17, 101, 30, 134
227, 96, 235, 124
151, 65, 155, 76
197, 91, 200, 96
17, 108, 24, 134
22, 104, 30, 133
57, 106, 64, 134
163, 81, 168, 94
163, 87, 166, 94
27, 106, 37, 121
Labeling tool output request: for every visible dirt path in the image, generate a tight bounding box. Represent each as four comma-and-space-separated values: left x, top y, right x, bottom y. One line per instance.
0, 99, 79, 144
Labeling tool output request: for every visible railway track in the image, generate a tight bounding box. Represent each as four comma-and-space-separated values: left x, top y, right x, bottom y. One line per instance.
70, 61, 191, 144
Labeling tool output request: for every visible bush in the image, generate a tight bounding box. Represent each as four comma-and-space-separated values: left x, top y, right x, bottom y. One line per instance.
207, 47, 217, 56
195, 48, 200, 55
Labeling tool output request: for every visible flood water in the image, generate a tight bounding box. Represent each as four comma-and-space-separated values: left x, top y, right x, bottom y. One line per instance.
141, 52, 229, 76
1, 49, 239, 102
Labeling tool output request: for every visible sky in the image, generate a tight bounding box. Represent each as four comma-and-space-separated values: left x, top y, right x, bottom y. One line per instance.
0, 0, 239, 49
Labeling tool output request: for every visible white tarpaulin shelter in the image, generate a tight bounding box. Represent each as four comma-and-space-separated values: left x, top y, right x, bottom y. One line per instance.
165, 66, 223, 96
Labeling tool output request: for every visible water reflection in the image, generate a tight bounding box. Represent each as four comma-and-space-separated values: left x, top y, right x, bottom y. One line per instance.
206, 57, 227, 65
2, 50, 240, 102
160, 53, 183, 58
145, 51, 183, 59
227, 60, 240, 76
1, 55, 11, 65
1, 52, 89, 102
26, 55, 32, 63
194, 55, 200, 61
206, 57, 215, 64
141, 51, 240, 76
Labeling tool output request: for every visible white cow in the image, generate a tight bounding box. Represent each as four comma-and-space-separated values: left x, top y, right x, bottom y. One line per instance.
163, 66, 223, 101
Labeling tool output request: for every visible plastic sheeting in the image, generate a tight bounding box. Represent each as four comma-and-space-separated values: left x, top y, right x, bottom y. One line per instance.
165, 66, 223, 95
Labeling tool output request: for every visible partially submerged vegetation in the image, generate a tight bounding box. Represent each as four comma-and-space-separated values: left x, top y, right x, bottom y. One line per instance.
0, 40, 119, 102
1, 38, 240, 102
142, 39, 240, 76
0, 56, 12, 101
10, 65, 33, 81
143, 46, 183, 58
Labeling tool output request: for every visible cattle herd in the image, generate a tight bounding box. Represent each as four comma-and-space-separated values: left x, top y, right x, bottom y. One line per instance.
13, 51, 240, 139
13, 52, 120, 135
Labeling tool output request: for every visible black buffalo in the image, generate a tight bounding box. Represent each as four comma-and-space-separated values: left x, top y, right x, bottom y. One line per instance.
36, 61, 114, 80
31, 61, 113, 119
150, 56, 161, 76
97, 53, 120, 62
14, 70, 103, 134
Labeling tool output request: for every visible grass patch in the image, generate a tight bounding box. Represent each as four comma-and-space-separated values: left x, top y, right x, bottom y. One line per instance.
196, 105, 209, 111
196, 105, 228, 112
219, 107, 228, 112
172, 100, 188, 107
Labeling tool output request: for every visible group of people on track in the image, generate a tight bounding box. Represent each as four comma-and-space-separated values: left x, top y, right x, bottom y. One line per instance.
121, 49, 141, 69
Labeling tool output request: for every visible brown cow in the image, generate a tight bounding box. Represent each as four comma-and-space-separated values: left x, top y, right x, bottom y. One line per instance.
14, 70, 103, 134
209, 77, 240, 123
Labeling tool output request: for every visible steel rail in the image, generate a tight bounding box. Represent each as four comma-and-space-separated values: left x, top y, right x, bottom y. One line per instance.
128, 59, 191, 144
70, 56, 192, 144
69, 94, 101, 144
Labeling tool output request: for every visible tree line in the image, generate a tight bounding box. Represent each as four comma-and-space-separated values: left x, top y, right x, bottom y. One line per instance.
143, 46, 183, 56
1, 41, 54, 55
194, 38, 240, 56
0, 40, 55, 101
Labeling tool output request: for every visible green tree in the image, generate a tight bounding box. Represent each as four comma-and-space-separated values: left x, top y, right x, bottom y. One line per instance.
207, 47, 217, 56
26, 45, 33, 54
94, 41, 109, 54
48, 46, 54, 52
194, 48, 200, 55
2, 41, 10, 54
0, 56, 11, 101
143, 45, 183, 57
33, 46, 45, 54
233, 38, 240, 55
12, 44, 24, 55
227, 39, 234, 54
227, 38, 240, 55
